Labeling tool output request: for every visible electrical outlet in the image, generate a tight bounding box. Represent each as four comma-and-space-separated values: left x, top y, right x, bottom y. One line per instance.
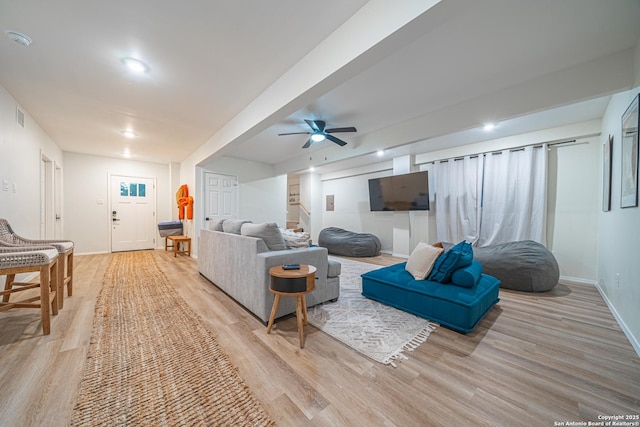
615, 273, 620, 287
2, 180, 8, 191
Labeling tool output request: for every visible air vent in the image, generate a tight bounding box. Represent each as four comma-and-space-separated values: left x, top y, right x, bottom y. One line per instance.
16, 107, 24, 128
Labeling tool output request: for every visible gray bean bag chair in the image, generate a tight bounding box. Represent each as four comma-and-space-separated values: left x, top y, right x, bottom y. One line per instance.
319, 227, 382, 257
444, 240, 559, 292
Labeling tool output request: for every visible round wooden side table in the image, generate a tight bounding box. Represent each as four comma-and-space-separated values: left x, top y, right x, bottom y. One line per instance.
267, 264, 316, 348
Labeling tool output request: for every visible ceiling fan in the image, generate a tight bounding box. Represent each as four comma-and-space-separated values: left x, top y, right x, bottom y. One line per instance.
278, 119, 357, 148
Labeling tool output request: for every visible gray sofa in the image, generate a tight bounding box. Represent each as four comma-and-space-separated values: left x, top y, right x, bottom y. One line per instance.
198, 228, 340, 323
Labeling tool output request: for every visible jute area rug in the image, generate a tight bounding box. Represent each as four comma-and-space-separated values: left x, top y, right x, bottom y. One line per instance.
307, 257, 438, 367
71, 251, 274, 427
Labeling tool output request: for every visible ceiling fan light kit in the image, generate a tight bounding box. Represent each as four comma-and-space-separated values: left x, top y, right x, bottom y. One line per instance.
278, 119, 357, 148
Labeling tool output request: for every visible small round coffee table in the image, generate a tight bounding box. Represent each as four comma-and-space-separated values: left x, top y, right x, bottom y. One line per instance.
267, 264, 316, 348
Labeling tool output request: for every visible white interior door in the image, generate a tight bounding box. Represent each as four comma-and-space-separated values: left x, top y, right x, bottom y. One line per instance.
203, 172, 237, 229
40, 154, 55, 239
54, 164, 63, 239
111, 175, 156, 252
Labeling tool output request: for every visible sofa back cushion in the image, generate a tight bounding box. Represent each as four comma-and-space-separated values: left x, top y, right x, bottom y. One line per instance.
241, 222, 287, 250
209, 219, 226, 231
223, 219, 252, 234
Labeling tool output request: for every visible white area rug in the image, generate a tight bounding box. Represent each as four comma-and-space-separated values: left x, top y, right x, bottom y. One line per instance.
307, 257, 438, 366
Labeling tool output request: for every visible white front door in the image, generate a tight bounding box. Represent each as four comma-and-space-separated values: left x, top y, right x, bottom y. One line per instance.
110, 175, 156, 252
203, 172, 237, 229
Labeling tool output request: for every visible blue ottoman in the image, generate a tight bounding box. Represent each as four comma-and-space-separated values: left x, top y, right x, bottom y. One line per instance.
361, 262, 500, 333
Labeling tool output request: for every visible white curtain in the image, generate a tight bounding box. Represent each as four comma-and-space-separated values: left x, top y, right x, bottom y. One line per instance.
433, 156, 484, 244
478, 144, 548, 246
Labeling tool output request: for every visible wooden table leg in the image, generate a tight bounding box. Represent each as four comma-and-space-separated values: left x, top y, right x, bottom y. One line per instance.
296, 296, 304, 348
301, 295, 308, 325
266, 294, 280, 334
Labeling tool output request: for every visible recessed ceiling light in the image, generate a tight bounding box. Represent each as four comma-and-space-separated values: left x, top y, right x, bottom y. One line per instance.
6, 31, 32, 47
377, 150, 385, 156
121, 130, 137, 138
121, 57, 149, 74
483, 122, 496, 131
309, 167, 315, 172
122, 150, 132, 158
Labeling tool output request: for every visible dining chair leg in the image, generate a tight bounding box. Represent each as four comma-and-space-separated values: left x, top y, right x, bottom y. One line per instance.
2, 273, 15, 303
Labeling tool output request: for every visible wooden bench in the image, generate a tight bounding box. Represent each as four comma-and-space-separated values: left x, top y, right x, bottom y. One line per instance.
165, 235, 191, 257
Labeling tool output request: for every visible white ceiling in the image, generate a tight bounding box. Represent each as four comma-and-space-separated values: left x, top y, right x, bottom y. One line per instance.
1, 0, 639, 174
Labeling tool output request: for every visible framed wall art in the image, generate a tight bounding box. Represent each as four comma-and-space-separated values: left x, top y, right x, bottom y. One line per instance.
602, 135, 613, 212
621, 94, 639, 208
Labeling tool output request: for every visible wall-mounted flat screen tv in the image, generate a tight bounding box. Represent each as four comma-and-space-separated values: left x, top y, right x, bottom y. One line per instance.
368, 171, 429, 211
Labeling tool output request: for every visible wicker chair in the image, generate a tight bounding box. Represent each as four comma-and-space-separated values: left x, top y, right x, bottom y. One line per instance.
0, 219, 73, 309
0, 246, 59, 335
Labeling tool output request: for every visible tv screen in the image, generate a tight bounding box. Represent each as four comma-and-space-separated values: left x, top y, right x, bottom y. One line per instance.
368, 171, 429, 211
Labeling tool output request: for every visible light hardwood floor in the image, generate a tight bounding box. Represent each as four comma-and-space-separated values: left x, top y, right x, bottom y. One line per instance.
0, 250, 638, 426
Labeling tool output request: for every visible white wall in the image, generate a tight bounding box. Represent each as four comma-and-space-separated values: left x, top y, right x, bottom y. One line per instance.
63, 153, 171, 254
239, 175, 287, 226
322, 166, 395, 251
547, 138, 599, 281
597, 88, 640, 354
0, 85, 63, 239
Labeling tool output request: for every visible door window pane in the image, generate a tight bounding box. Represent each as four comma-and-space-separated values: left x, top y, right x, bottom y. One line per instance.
138, 183, 146, 197
130, 183, 138, 197
120, 182, 128, 196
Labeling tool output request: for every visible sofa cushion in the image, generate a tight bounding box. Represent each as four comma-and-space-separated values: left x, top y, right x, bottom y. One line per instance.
209, 219, 226, 231
405, 242, 444, 280
223, 219, 252, 234
241, 222, 287, 250
428, 240, 473, 283
451, 260, 483, 288
327, 259, 342, 278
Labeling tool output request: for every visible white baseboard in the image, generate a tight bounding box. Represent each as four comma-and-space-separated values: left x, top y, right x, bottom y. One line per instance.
594, 281, 640, 358
75, 250, 110, 256
559, 275, 596, 286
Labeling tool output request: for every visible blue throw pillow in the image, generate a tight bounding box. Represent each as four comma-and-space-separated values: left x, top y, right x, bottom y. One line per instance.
427, 240, 473, 283
451, 260, 483, 288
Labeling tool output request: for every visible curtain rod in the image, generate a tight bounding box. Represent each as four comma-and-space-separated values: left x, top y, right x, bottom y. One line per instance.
423, 132, 600, 164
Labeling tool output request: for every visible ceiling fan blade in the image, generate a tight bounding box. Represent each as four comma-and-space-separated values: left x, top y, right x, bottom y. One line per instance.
325, 126, 357, 133
325, 134, 347, 146
304, 119, 320, 132
278, 131, 311, 136
302, 138, 313, 148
